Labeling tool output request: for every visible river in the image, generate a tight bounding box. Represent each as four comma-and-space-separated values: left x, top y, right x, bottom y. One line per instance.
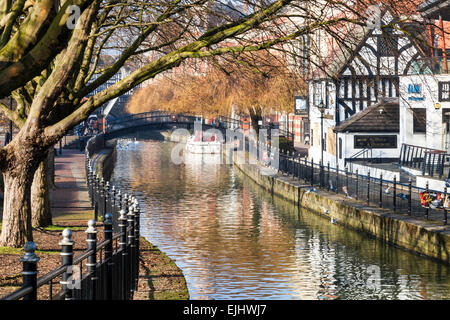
110, 139, 450, 300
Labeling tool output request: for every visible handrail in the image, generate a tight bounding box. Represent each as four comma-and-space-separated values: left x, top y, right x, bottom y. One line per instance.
2, 133, 142, 301
1, 286, 34, 301
349, 148, 371, 160
265, 144, 448, 225
107, 111, 248, 134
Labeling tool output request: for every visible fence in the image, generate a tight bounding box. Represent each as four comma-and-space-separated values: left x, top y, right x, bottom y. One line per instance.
1, 135, 140, 300
249, 140, 448, 226
398, 143, 450, 180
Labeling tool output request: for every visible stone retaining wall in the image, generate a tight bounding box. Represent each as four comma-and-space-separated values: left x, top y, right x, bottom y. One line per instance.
233, 160, 450, 264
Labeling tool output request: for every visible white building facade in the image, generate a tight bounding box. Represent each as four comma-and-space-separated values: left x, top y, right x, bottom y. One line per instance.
400, 74, 450, 152
307, 9, 424, 168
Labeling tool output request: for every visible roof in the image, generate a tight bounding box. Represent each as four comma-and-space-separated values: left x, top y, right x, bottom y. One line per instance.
417, 0, 450, 19
333, 98, 400, 133
309, 2, 426, 80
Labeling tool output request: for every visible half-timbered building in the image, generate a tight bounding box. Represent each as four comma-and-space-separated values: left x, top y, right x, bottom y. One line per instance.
308, 7, 426, 168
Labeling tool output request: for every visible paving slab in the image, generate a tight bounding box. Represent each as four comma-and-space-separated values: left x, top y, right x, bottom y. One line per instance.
51, 149, 93, 221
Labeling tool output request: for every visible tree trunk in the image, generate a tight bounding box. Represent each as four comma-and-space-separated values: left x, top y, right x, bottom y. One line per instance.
0, 130, 49, 247
0, 171, 33, 247
48, 147, 56, 189
31, 151, 52, 228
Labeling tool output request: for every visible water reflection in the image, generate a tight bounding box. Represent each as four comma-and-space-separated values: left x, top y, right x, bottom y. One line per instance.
111, 140, 450, 300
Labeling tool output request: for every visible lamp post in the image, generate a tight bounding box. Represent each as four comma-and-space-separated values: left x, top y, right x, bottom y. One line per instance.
317, 100, 327, 166
317, 100, 327, 187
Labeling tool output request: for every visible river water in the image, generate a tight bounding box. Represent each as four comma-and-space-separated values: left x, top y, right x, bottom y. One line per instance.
110, 139, 450, 300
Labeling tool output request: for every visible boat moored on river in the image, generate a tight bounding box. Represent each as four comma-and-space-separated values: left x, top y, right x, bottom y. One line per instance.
185, 131, 222, 154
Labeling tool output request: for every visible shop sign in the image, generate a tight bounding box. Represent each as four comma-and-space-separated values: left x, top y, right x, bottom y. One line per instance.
354, 135, 397, 149
407, 84, 424, 101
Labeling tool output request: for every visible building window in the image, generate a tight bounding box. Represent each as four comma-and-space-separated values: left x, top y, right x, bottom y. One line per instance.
339, 138, 343, 159
412, 109, 426, 133
311, 129, 314, 146
378, 30, 398, 57
439, 81, 450, 102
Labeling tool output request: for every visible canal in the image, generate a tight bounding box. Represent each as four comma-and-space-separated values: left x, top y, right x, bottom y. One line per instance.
110, 139, 450, 300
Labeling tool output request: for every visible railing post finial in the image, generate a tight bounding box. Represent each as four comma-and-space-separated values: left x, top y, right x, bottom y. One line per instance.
104, 213, 113, 300
20, 241, 40, 300
86, 219, 98, 300
59, 229, 75, 300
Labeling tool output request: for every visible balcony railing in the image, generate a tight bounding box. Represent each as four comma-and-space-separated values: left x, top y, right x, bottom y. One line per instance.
399, 143, 450, 179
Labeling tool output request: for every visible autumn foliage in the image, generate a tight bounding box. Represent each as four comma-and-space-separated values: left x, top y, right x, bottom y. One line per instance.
127, 57, 306, 120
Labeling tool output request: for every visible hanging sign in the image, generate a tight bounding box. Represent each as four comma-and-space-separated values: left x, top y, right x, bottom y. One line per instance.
295, 96, 307, 115
354, 135, 397, 149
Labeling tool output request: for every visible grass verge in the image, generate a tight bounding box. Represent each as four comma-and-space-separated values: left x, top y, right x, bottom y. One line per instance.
134, 237, 189, 300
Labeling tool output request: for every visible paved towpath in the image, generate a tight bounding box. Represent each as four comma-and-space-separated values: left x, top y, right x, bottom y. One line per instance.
51, 149, 93, 222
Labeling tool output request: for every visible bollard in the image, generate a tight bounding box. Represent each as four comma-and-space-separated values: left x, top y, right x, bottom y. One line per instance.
86, 220, 97, 300
59, 229, 75, 300
127, 205, 136, 296
103, 213, 113, 300
20, 242, 40, 300
118, 209, 128, 300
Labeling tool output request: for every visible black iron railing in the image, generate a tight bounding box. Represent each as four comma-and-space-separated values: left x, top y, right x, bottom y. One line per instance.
246, 140, 448, 226
399, 143, 450, 179
106, 111, 244, 133
345, 148, 373, 167
1, 135, 140, 300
